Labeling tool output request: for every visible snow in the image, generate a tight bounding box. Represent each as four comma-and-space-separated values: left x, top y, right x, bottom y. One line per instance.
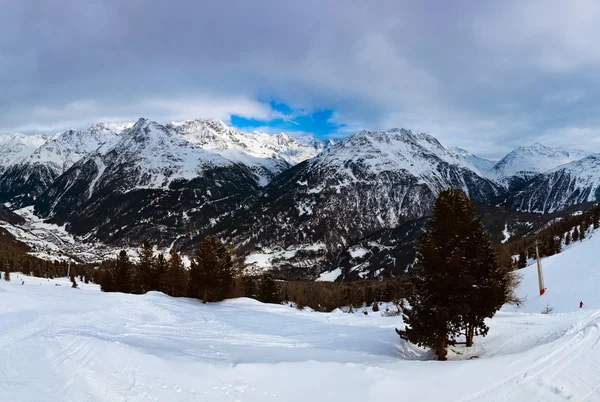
316, 268, 342, 281
503, 226, 600, 314
0, 132, 48, 171
451, 146, 497, 178
245, 243, 326, 270
168, 118, 323, 184
501, 223, 511, 243
20, 123, 124, 174
349, 246, 369, 258
4, 253, 600, 401
312, 129, 498, 198
492, 143, 594, 181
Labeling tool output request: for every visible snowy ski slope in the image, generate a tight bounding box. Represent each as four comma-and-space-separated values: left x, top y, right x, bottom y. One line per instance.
2, 232, 600, 401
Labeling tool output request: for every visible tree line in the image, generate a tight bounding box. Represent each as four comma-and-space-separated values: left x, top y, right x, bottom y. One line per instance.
510, 204, 600, 269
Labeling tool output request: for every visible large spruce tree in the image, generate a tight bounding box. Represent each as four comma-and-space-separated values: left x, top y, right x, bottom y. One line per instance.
401, 189, 515, 360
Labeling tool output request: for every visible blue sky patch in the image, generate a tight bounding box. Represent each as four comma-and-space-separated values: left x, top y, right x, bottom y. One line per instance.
230, 101, 344, 138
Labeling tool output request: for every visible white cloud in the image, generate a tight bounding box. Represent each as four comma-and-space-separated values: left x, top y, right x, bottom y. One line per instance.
0, 95, 282, 134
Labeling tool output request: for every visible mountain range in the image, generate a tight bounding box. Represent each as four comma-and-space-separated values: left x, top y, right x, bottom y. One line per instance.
1, 118, 599, 280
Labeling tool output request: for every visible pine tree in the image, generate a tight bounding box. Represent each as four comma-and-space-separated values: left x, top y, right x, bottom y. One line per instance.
156, 253, 169, 294
572, 227, 580, 242
114, 250, 133, 293
215, 243, 234, 301
565, 232, 571, 246
160, 250, 188, 297
188, 236, 234, 302
100, 267, 115, 292
400, 189, 515, 360
4, 269, 10, 282
517, 251, 527, 268
580, 224, 586, 241
459, 221, 512, 347
241, 275, 256, 298
134, 239, 156, 293
258, 273, 281, 304
364, 286, 374, 307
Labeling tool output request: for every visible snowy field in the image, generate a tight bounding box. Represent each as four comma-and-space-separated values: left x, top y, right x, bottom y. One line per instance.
2, 234, 600, 401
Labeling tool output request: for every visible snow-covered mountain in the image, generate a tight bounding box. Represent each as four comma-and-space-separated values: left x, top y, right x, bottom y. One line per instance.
0, 123, 130, 207
501, 155, 600, 213
212, 129, 502, 277
451, 147, 497, 178
0, 133, 48, 174
168, 118, 323, 185
491, 143, 593, 189
34, 118, 261, 246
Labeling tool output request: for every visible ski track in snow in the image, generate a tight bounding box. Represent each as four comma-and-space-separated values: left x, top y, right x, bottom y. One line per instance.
3, 230, 600, 400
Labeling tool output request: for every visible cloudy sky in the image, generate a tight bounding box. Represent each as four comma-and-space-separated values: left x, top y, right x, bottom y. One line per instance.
2, 0, 600, 158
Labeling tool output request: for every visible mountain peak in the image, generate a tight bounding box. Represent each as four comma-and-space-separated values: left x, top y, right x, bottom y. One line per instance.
88, 121, 134, 134
492, 143, 594, 187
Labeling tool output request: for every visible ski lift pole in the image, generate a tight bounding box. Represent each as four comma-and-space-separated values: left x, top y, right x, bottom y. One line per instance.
536, 242, 545, 296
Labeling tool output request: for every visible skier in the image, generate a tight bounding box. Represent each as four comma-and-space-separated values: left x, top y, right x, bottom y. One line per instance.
580, 301, 584, 309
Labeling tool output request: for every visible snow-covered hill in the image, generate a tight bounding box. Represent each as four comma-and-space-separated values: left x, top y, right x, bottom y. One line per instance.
504, 224, 600, 314
217, 129, 502, 277
501, 155, 600, 213
33, 118, 261, 247
492, 143, 593, 189
0, 133, 48, 174
3, 231, 600, 401
169, 118, 323, 185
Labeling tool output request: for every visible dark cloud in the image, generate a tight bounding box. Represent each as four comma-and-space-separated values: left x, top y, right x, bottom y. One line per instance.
1, 0, 600, 158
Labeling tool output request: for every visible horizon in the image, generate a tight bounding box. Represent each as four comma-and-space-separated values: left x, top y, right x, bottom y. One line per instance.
4, 115, 595, 162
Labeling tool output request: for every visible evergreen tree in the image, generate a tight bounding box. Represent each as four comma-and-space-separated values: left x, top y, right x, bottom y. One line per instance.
459, 220, 511, 347
400, 189, 514, 360
188, 236, 234, 302
517, 251, 527, 269
4, 269, 10, 282
134, 240, 156, 293
215, 243, 234, 301
241, 275, 256, 298
258, 273, 281, 304
580, 224, 586, 241
114, 250, 133, 293
156, 253, 169, 293
160, 250, 188, 297
572, 227, 580, 242
565, 232, 571, 246
364, 286, 374, 307
100, 267, 115, 292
